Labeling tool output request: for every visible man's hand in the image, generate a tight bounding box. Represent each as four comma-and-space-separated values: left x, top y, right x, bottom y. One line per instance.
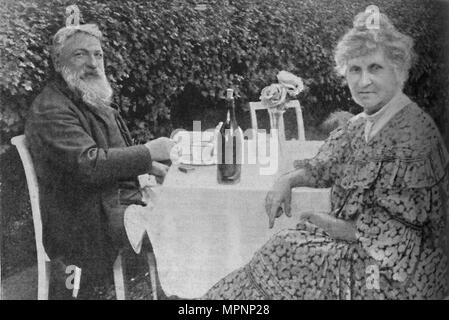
145, 137, 175, 161
150, 161, 169, 184
265, 175, 293, 229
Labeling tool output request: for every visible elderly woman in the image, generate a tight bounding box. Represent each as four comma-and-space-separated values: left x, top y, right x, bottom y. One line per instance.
204, 11, 448, 299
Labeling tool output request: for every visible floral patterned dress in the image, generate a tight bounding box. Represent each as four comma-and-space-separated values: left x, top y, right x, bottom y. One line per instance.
203, 102, 449, 300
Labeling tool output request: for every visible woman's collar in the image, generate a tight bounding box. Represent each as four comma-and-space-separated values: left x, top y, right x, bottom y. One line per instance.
363, 91, 410, 123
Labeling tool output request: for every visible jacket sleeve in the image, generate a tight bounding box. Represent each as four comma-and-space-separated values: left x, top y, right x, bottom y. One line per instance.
26, 100, 152, 187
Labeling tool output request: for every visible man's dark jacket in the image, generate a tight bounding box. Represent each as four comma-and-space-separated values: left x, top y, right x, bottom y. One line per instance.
25, 75, 152, 274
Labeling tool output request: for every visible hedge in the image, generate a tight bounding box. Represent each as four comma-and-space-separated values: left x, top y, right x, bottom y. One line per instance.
1, 0, 448, 276
1, 0, 448, 144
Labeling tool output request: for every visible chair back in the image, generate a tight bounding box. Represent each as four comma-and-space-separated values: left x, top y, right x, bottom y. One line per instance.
10, 135, 135, 300
249, 100, 305, 141
10, 135, 50, 262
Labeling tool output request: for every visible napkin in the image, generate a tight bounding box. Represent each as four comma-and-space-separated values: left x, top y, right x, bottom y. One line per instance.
124, 180, 158, 254
124, 204, 151, 254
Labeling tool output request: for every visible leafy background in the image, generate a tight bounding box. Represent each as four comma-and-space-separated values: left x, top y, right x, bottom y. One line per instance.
1, 0, 448, 282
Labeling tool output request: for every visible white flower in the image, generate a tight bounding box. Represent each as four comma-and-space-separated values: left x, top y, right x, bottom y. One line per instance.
260, 83, 287, 109
277, 70, 304, 97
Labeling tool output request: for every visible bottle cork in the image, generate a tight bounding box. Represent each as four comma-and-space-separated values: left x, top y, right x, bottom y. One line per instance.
226, 88, 234, 99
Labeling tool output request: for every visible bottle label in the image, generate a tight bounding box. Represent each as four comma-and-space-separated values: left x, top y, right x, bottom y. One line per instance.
217, 130, 242, 184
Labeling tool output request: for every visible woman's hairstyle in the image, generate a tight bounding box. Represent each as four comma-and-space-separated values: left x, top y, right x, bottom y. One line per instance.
334, 11, 415, 84
51, 24, 102, 70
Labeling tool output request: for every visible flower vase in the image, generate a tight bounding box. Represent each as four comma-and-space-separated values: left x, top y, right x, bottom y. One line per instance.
268, 108, 288, 176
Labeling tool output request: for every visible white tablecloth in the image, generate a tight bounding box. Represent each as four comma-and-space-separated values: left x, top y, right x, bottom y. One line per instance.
145, 140, 331, 298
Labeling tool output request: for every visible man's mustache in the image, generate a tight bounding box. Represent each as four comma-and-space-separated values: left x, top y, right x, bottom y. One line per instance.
81, 70, 102, 78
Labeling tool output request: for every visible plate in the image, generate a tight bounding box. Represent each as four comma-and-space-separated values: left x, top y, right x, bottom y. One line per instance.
179, 154, 217, 166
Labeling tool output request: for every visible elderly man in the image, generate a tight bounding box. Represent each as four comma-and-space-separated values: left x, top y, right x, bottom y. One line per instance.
25, 24, 173, 299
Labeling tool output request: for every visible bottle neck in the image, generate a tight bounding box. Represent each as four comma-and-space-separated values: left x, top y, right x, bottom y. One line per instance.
227, 99, 237, 124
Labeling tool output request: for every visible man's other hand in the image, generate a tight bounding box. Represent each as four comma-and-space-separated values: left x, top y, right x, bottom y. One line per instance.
150, 161, 169, 184
145, 137, 175, 161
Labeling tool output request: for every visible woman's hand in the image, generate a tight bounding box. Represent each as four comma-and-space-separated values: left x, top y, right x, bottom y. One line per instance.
265, 175, 293, 229
305, 211, 357, 242
149, 161, 169, 184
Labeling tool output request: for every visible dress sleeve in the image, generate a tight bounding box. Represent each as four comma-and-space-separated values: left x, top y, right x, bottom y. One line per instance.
353, 116, 449, 284
293, 123, 351, 188
370, 138, 449, 242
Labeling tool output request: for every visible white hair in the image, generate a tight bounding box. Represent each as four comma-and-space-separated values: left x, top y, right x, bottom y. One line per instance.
51, 24, 102, 71
334, 12, 415, 87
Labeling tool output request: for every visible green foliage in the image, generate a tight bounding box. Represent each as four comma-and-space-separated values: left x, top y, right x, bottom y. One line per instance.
1, 0, 448, 144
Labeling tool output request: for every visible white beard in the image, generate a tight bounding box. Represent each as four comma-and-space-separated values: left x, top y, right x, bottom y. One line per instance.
61, 66, 113, 109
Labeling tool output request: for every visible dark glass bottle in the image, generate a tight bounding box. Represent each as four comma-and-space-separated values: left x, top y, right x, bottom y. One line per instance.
217, 89, 243, 184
